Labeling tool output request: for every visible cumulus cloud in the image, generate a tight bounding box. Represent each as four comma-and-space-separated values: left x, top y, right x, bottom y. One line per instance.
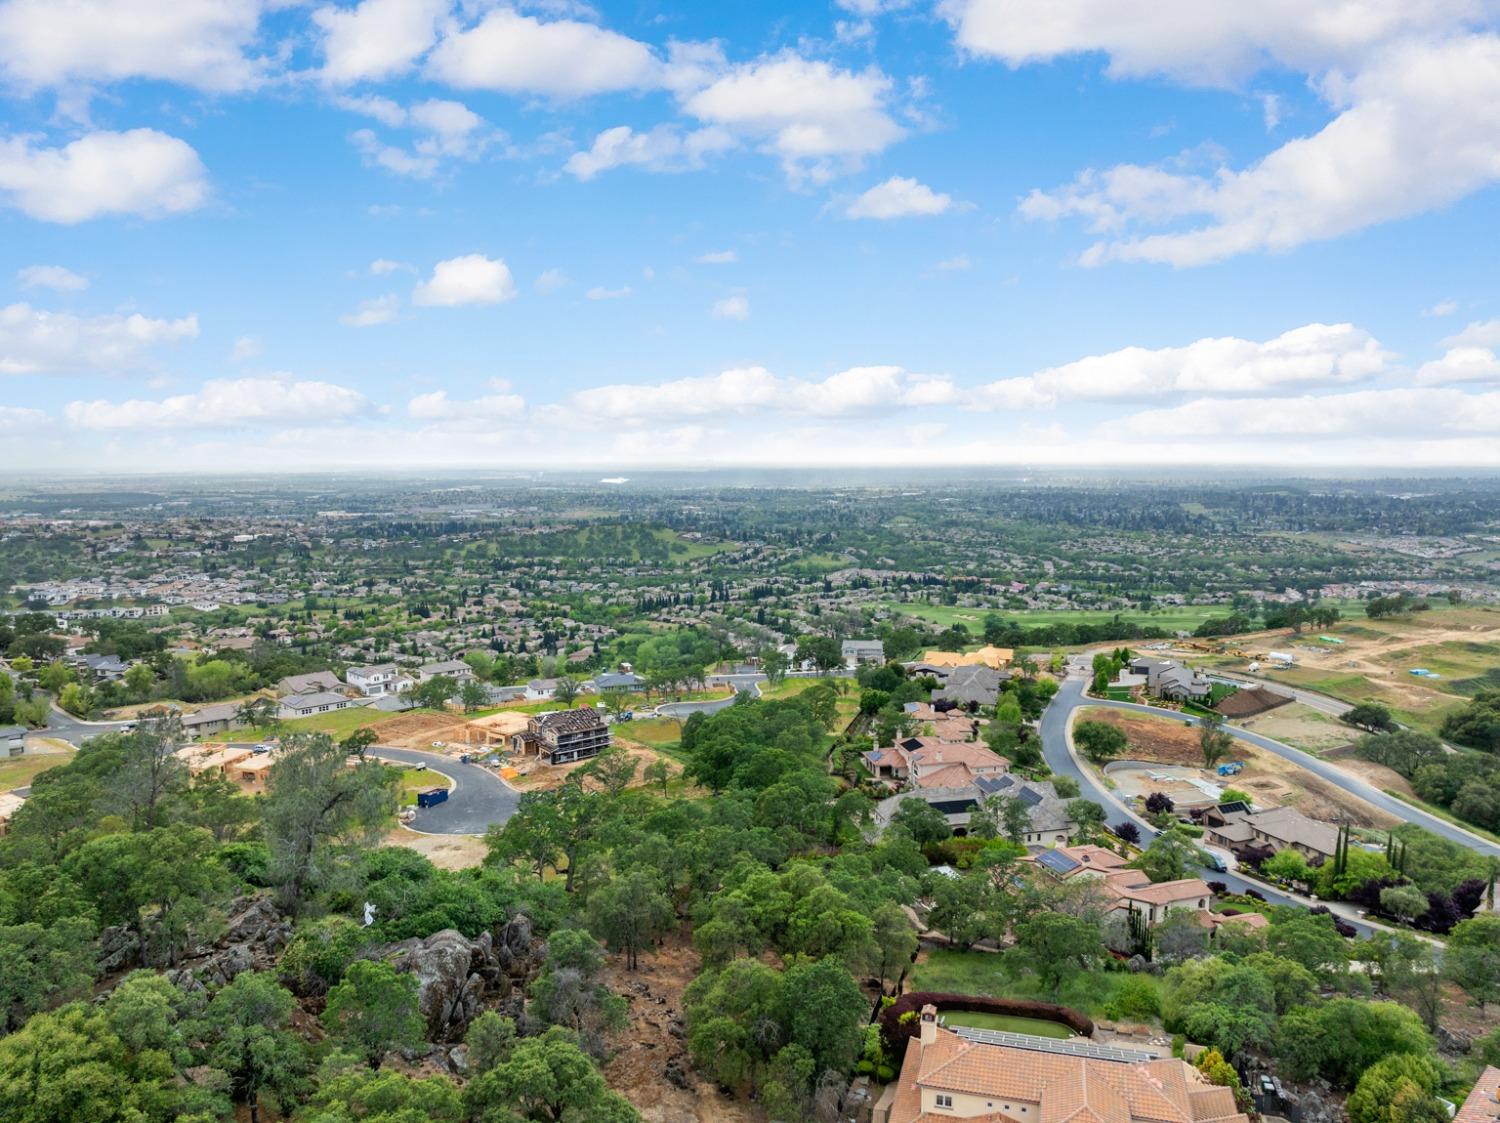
230, 335, 262, 361
428, 8, 660, 97
408, 383, 525, 421
535, 268, 570, 293
564, 124, 734, 180
314, 0, 448, 85
682, 54, 905, 183
696, 250, 738, 264
948, 2, 1500, 265
17, 265, 87, 291
0, 0, 266, 93
0, 130, 209, 224
0, 405, 46, 429
586, 285, 632, 300
1415, 347, 1500, 386
412, 255, 517, 306
711, 294, 750, 320
972, 322, 1391, 408
1442, 319, 1500, 349
340, 294, 399, 326
65, 376, 374, 430
560, 364, 956, 422
0, 302, 198, 375
846, 175, 955, 218
1423, 299, 1459, 317
342, 96, 494, 179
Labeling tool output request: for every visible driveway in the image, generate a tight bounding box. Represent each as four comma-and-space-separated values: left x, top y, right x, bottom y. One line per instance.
371, 746, 521, 836
41, 704, 136, 745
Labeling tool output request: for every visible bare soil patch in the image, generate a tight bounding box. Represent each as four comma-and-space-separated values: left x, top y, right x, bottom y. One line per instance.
600, 929, 765, 1123
374, 712, 472, 749
385, 827, 488, 869
1236, 703, 1352, 753
509, 741, 682, 793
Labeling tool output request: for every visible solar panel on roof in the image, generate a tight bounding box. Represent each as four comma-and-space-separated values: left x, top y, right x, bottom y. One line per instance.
1017, 787, 1043, 807
1037, 849, 1081, 875
952, 1027, 1161, 1063
929, 799, 979, 815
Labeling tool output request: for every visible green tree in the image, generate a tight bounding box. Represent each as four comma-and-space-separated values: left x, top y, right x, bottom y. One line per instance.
1380, 885, 1430, 926
321, 960, 426, 1064
1131, 827, 1208, 884
200, 970, 307, 1123
464, 1026, 639, 1123
458, 678, 489, 713
1074, 720, 1127, 765
1015, 911, 1102, 997
889, 798, 952, 846
589, 870, 674, 970
778, 956, 868, 1073
1277, 999, 1431, 1087
0, 917, 96, 1032
464, 1012, 517, 1076
1199, 711, 1234, 770
237, 696, 278, 729
294, 1053, 462, 1123
1346, 1054, 1444, 1123
643, 757, 671, 796
581, 747, 638, 799
412, 675, 458, 711
123, 662, 155, 701
553, 676, 581, 707
340, 726, 379, 760
1445, 915, 1500, 1012
1344, 701, 1398, 733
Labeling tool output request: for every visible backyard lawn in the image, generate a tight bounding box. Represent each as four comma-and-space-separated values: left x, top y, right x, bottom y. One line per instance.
939, 1011, 1075, 1038
271, 708, 405, 737
909, 950, 1161, 1020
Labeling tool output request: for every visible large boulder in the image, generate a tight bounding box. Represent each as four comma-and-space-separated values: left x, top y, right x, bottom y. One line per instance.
368, 928, 505, 1042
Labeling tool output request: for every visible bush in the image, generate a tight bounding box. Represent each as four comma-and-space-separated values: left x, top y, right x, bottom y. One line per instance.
1105, 975, 1162, 1021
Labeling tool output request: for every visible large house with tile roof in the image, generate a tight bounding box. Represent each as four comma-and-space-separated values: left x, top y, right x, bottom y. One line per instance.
1456, 1067, 1500, 1123
875, 1006, 1250, 1123
874, 776, 1076, 846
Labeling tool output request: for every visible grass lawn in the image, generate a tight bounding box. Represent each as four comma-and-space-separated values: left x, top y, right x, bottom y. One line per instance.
621, 717, 684, 751
940, 1011, 1075, 1038
0, 747, 75, 790
396, 767, 453, 807
882, 601, 1246, 634
909, 950, 1159, 1019
271, 708, 404, 737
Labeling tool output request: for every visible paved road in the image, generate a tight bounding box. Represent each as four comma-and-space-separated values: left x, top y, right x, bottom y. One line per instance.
1206, 670, 1352, 718
656, 675, 765, 718
40, 704, 135, 745
372, 745, 521, 835
1039, 673, 1378, 933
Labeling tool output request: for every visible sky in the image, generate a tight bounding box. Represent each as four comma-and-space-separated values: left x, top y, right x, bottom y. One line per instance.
2, 0, 1500, 472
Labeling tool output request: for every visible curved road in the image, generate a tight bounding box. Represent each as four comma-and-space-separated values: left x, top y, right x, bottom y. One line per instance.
655, 674, 765, 718
372, 746, 521, 835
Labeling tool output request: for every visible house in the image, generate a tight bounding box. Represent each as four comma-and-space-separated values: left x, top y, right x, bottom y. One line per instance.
592, 671, 646, 692
278, 691, 358, 719
1455, 1066, 1500, 1123
1129, 657, 1212, 702
511, 708, 611, 766
934, 664, 1008, 708
0, 725, 26, 758
346, 664, 406, 697
278, 670, 342, 696
1201, 804, 1338, 863
416, 659, 475, 684
874, 776, 1074, 846
920, 645, 1014, 669
180, 701, 244, 740
77, 653, 129, 680
526, 678, 561, 700
842, 639, 885, 667
903, 703, 978, 739
873, 1006, 1249, 1123
864, 736, 1006, 786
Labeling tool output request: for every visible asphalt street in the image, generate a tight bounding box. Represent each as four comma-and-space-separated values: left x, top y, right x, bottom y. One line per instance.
372, 745, 521, 835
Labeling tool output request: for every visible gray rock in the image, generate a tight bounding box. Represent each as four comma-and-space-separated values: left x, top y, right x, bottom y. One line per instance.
97, 925, 142, 974
447, 1044, 471, 1076
665, 1058, 694, 1090
367, 928, 501, 1042
1125, 954, 1149, 974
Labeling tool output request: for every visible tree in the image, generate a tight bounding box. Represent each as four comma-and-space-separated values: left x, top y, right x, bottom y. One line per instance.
1347, 1054, 1444, 1123
122, 662, 154, 700
412, 675, 457, 711
760, 647, 789, 686
295, 1053, 462, 1123
1380, 885, 1430, 926
582, 747, 638, 799
588, 870, 674, 970
554, 676, 581, 707
1132, 827, 1208, 883
972, 793, 1029, 843
263, 734, 397, 912
870, 901, 918, 994
1445, 915, 1500, 1011
1344, 701, 1398, 734
795, 635, 844, 675
1261, 849, 1312, 885
339, 726, 379, 760
1355, 730, 1445, 778
1068, 798, 1108, 842
889, 798, 952, 847
322, 959, 426, 1064
464, 1012, 517, 1075
458, 678, 488, 713
117, 716, 189, 829
1277, 999, 1432, 1087
1074, 720, 1127, 765
201, 970, 307, 1123
237, 696, 278, 729
1017, 912, 1102, 997
1199, 711, 1233, 770
778, 956, 868, 1073
0, 917, 96, 1032
464, 1025, 639, 1123
643, 758, 671, 796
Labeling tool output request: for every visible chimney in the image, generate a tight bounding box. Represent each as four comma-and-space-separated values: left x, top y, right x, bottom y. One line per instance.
919, 1004, 938, 1046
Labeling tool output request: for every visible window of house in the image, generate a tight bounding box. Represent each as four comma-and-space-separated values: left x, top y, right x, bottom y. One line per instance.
935, 1094, 953, 1109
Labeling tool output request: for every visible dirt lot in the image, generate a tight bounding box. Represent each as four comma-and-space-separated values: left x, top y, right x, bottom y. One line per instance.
385, 827, 488, 869
373, 712, 477, 749
1081, 708, 1398, 828
508, 740, 682, 792
1235, 702, 1353, 754
600, 930, 765, 1123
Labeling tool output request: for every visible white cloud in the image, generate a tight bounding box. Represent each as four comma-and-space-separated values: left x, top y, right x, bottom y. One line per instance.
682, 54, 905, 183
0, 405, 45, 429
314, 0, 448, 85
65, 376, 374, 430
408, 385, 525, 421
1442, 319, 1500, 349
1105, 386, 1500, 439
1001, 25, 1500, 265
344, 96, 493, 179
564, 124, 734, 180
0, 130, 209, 224
0, 0, 265, 93
1415, 347, 1500, 386
17, 265, 87, 291
412, 255, 517, 306
837, 0, 916, 14
559, 364, 956, 422
586, 285, 632, 300
846, 175, 955, 219
1422, 299, 1458, 317
1259, 92, 1281, 131
340, 294, 399, 326
369, 257, 408, 275
711, 295, 750, 320
932, 254, 971, 271
0, 302, 198, 375
972, 322, 1391, 409
428, 8, 660, 97
696, 249, 738, 264
535, 268, 570, 293
230, 335, 262, 361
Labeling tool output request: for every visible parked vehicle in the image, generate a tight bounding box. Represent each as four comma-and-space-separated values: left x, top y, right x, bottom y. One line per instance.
416, 786, 448, 808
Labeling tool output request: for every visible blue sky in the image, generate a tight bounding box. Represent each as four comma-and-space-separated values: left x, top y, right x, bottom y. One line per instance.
2, 0, 1499, 470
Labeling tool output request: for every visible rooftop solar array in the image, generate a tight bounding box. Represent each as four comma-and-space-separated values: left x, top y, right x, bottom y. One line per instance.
1036, 849, 1081, 875
953, 1027, 1162, 1063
